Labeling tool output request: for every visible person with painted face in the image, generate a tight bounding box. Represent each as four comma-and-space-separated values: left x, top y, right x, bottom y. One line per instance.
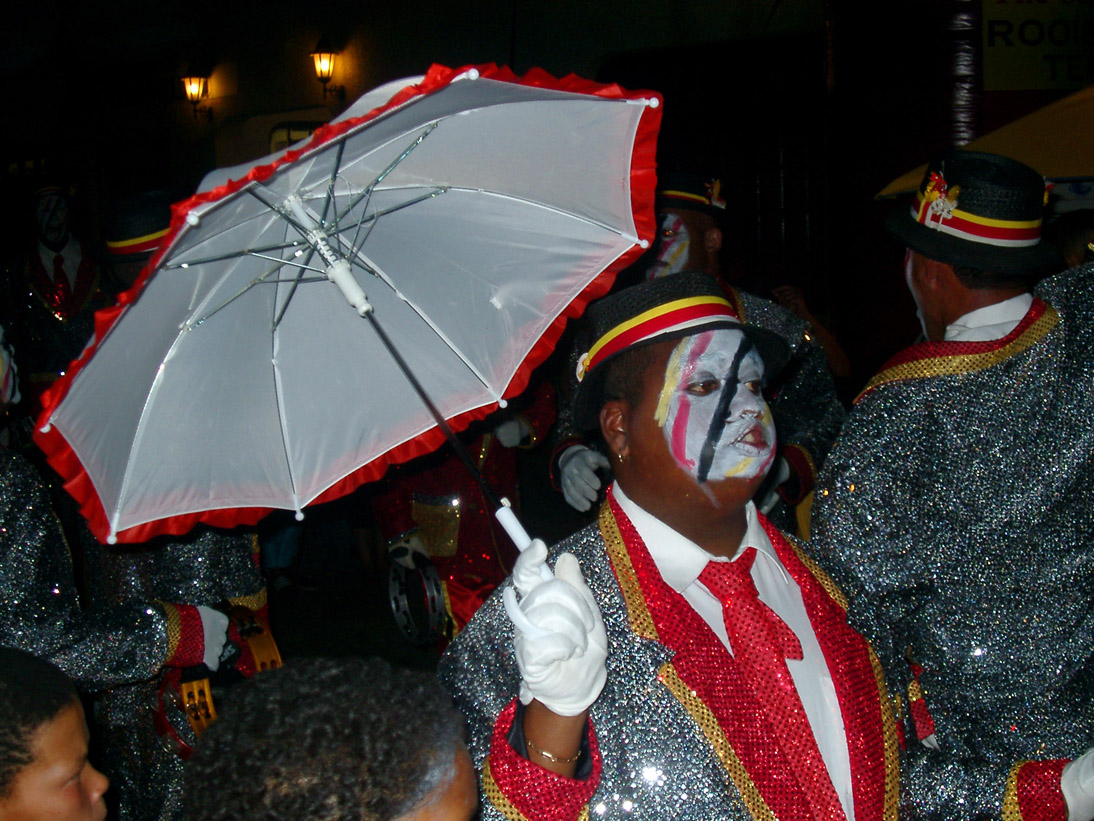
441, 273, 898, 820
812, 150, 1094, 819
2, 186, 107, 417
553, 174, 845, 539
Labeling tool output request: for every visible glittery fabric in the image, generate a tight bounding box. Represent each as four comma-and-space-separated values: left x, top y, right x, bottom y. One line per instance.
440, 492, 897, 820
81, 526, 265, 820
811, 263, 1094, 818
0, 448, 169, 688
551, 283, 845, 530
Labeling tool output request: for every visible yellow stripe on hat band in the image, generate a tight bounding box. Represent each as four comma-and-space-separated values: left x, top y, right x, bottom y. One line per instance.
106, 227, 170, 250
586, 295, 734, 365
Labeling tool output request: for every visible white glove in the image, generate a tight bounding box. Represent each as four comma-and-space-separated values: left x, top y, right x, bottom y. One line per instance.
758, 457, 792, 514
559, 445, 610, 512
494, 418, 531, 448
1063, 746, 1094, 821
197, 606, 229, 672
505, 540, 607, 717
387, 531, 430, 569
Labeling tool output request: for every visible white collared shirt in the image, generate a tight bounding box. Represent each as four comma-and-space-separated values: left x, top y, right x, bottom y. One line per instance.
945, 292, 1033, 342
612, 483, 855, 820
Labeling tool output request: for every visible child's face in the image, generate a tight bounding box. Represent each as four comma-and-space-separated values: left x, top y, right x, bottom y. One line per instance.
0, 700, 108, 821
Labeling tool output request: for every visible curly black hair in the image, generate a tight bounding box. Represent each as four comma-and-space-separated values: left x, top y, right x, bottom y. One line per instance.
0, 647, 79, 798
183, 657, 466, 820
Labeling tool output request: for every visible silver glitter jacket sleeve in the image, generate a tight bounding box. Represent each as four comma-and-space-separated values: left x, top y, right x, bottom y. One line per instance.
811, 263, 1094, 817
0, 449, 170, 690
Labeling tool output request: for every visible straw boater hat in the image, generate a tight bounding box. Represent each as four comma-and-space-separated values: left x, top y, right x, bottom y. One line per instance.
571, 272, 790, 431
885, 149, 1062, 277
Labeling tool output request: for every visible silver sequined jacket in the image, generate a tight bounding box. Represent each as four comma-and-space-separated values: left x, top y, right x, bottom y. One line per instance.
812, 263, 1094, 818
0, 448, 172, 688
440, 498, 898, 820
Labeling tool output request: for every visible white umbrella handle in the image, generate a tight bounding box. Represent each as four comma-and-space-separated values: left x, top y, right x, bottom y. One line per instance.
496, 499, 555, 640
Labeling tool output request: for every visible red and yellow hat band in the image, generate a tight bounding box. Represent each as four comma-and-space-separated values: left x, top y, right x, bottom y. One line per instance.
911, 192, 1042, 248
576, 295, 738, 382
106, 227, 169, 257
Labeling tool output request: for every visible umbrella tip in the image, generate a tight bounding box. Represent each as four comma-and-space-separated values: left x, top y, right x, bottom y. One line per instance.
39, 422, 51, 434
186, 212, 201, 227
294, 510, 305, 522
107, 533, 117, 545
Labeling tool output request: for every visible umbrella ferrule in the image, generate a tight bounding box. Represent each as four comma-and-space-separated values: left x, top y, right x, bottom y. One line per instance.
325, 259, 372, 316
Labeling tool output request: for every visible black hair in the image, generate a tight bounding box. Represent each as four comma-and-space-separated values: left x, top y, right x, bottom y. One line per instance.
1044, 209, 1094, 268
184, 657, 465, 821
0, 647, 79, 798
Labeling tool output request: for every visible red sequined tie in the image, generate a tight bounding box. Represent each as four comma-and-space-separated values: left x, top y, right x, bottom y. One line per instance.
699, 548, 846, 820
52, 254, 71, 314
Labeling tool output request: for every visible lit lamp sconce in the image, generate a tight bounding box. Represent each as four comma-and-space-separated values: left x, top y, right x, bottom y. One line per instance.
182, 76, 213, 121
310, 39, 345, 101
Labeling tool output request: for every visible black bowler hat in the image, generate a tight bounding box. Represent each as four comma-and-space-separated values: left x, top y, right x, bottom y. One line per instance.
571, 272, 790, 431
886, 150, 1062, 277
104, 189, 176, 262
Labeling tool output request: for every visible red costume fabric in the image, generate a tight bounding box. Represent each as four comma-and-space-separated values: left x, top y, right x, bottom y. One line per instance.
374, 381, 556, 632
472, 491, 899, 820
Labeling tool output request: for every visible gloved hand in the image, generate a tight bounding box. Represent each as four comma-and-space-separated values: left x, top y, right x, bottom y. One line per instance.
1063, 746, 1094, 821
196, 606, 229, 672
494, 417, 531, 448
559, 445, 610, 512
758, 457, 792, 514
387, 531, 430, 569
506, 540, 607, 717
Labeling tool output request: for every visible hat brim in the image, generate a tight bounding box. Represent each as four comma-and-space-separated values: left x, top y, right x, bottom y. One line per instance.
572, 321, 790, 433
885, 205, 1062, 277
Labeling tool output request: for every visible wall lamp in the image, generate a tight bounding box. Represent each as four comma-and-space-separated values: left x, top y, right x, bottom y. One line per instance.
310, 38, 346, 101
181, 76, 213, 121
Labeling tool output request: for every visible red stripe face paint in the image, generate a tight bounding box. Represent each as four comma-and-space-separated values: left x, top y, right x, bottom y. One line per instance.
655, 329, 776, 485
646, 213, 691, 280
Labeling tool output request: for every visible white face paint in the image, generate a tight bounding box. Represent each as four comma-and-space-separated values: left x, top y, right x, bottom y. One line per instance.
654, 328, 776, 484
646, 212, 691, 280
904, 249, 929, 340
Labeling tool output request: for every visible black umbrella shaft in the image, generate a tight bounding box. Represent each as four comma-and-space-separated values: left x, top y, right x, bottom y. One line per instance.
364, 311, 503, 510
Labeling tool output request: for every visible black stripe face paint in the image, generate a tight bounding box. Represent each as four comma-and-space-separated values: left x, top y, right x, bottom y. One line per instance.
695, 337, 754, 484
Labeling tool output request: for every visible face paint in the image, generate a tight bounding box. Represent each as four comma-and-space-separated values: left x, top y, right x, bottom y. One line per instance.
655, 328, 775, 484
35, 195, 69, 250
646, 212, 691, 280
904, 249, 929, 340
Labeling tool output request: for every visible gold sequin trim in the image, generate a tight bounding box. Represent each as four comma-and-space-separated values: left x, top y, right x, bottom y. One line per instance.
869, 647, 902, 821
228, 590, 267, 612
1002, 761, 1025, 820
482, 758, 592, 821
483, 758, 530, 821
158, 601, 182, 661
786, 538, 849, 612
908, 679, 924, 702
857, 306, 1059, 402
658, 662, 776, 820
599, 503, 658, 641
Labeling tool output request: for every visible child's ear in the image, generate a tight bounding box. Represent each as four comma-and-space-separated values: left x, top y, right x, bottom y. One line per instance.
599, 401, 629, 461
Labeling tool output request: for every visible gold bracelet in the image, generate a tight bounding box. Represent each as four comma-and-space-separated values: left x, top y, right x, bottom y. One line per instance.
525, 737, 580, 764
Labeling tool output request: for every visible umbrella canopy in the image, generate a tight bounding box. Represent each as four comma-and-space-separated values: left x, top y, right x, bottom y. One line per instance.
877, 85, 1094, 199
35, 63, 661, 544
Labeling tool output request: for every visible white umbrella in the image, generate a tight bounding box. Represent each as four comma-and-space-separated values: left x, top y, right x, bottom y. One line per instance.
36, 63, 661, 545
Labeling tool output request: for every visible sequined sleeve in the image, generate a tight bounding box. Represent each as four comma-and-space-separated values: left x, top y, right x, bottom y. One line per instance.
0, 450, 170, 691
810, 284, 1094, 818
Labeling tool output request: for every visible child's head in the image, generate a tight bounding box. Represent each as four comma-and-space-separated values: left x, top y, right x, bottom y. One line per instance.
0, 647, 109, 820
184, 656, 476, 821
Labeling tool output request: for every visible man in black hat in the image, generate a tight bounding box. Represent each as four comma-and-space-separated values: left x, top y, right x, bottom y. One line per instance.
811, 150, 1094, 819
554, 173, 845, 538
442, 272, 897, 820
